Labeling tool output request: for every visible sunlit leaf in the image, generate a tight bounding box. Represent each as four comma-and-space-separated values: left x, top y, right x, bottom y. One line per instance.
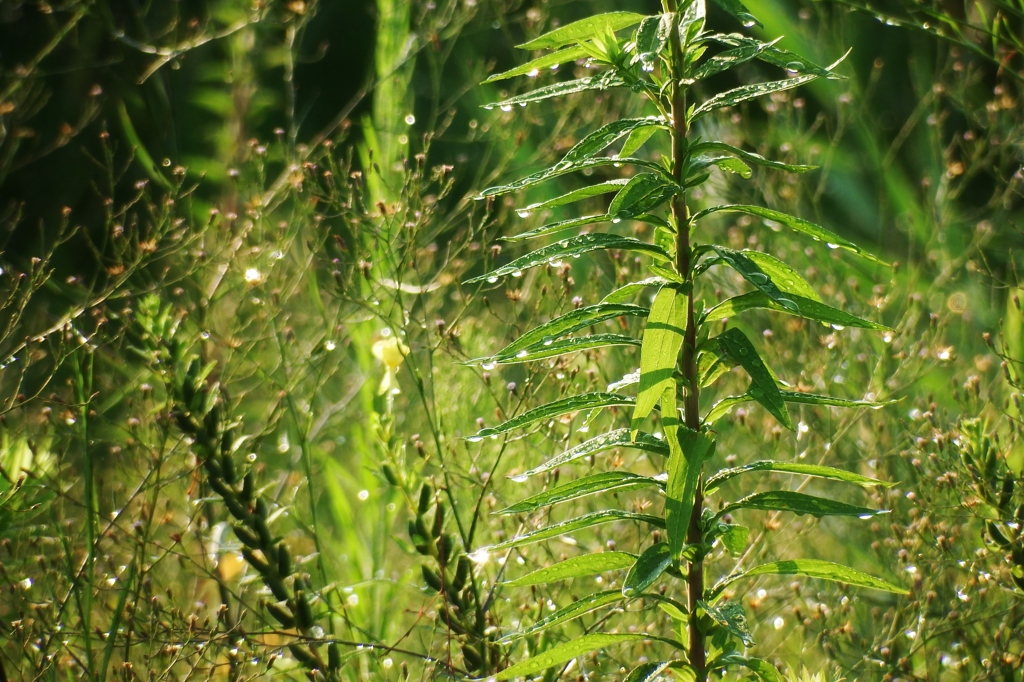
484, 510, 665, 552
720, 490, 886, 519
620, 126, 661, 157
483, 45, 589, 83
632, 286, 686, 430
489, 334, 640, 364
705, 460, 894, 493
634, 14, 672, 71
563, 117, 668, 163
493, 303, 648, 360
602, 277, 669, 304
625, 662, 683, 682
690, 141, 815, 172
610, 173, 679, 219
516, 428, 668, 479
518, 12, 648, 50
500, 591, 624, 642
692, 74, 817, 120
708, 0, 761, 28
505, 214, 612, 240
719, 524, 749, 555
478, 156, 672, 198
709, 34, 846, 79
712, 246, 800, 313
623, 542, 673, 596
472, 392, 635, 438
699, 600, 754, 646
736, 657, 785, 682
704, 390, 895, 424
464, 233, 670, 284
499, 472, 661, 514
716, 328, 792, 430
693, 204, 886, 264
688, 37, 781, 82
713, 559, 909, 597
705, 291, 889, 329
504, 552, 636, 587
666, 419, 715, 559
520, 180, 629, 213
485, 73, 626, 110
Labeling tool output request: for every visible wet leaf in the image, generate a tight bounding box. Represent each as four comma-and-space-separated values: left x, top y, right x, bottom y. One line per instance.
690, 141, 815, 172
623, 542, 673, 596
478, 156, 672, 198
692, 73, 818, 120
516, 428, 668, 478
464, 233, 670, 284
721, 490, 886, 519
504, 552, 636, 587
518, 12, 648, 50
688, 37, 781, 81
665, 419, 715, 559
708, 0, 761, 28
491, 633, 649, 680
714, 559, 909, 597
472, 392, 635, 438
491, 302, 648, 359
500, 591, 624, 643
610, 173, 679, 218
485, 509, 665, 552
563, 117, 668, 163
499, 472, 661, 514
705, 460, 895, 493
699, 600, 754, 646
483, 45, 589, 83
489, 334, 640, 364
704, 390, 896, 424
705, 291, 889, 329
602, 277, 669, 304
485, 72, 626, 110
716, 327, 792, 430
632, 286, 686, 430
520, 179, 629, 213
634, 14, 672, 71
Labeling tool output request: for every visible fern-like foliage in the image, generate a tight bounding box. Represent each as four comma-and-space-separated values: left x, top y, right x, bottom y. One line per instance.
465, 2, 908, 680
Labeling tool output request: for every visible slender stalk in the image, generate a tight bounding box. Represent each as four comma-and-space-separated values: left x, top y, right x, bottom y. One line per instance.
667, 1, 706, 677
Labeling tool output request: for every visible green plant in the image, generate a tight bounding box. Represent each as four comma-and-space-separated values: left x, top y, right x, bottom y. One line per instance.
465, 3, 910, 680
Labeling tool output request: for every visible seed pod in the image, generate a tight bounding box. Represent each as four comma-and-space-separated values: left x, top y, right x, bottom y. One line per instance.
437, 533, 455, 565
294, 590, 315, 630
327, 642, 341, 671
418, 484, 433, 514
414, 516, 430, 543
265, 601, 295, 628
421, 565, 442, 592
241, 547, 270, 574
462, 644, 482, 672
432, 502, 444, 537
221, 453, 237, 484
998, 477, 1015, 511
277, 544, 292, 577
233, 525, 260, 548
452, 556, 470, 592
987, 521, 1011, 549
242, 472, 255, 501
382, 465, 400, 486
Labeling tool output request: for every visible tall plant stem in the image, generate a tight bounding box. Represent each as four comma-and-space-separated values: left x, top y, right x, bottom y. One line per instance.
667, 1, 706, 678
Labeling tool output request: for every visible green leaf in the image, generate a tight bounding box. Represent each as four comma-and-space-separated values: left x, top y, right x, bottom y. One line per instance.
716, 327, 792, 430
500, 590, 624, 643
624, 662, 681, 682
564, 117, 668, 163
704, 390, 895, 424
609, 173, 679, 219
737, 657, 785, 682
602, 277, 669, 304
499, 472, 661, 514
693, 204, 886, 264
506, 214, 612, 241
623, 542, 673, 596
504, 552, 636, 587
680, 0, 707, 45
485, 73, 626, 110
721, 490, 886, 519
485, 510, 665, 552
709, 34, 846, 79
705, 460, 894, 493
712, 246, 801, 313
632, 286, 687, 430
516, 428, 668, 479
472, 392, 634, 438
620, 126, 661, 157
634, 14, 672, 71
478, 156, 672, 198
744, 251, 822, 299
713, 559, 909, 598
518, 12, 648, 50
705, 292, 889, 330
692, 73, 817, 120
709, 156, 752, 178
666, 421, 716, 560
489, 334, 640, 364
492, 633, 649, 679
708, 0, 761, 28
720, 524, 749, 555
492, 303, 648, 361
464, 233, 670, 284
690, 141, 815, 172
520, 180, 629, 213
699, 600, 754, 647
688, 37, 781, 82
483, 45, 589, 83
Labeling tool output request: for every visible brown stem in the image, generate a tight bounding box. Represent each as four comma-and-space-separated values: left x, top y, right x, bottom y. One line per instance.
667, 1, 706, 678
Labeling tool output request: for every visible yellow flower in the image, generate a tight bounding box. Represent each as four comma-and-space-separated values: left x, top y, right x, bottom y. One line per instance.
371, 335, 410, 395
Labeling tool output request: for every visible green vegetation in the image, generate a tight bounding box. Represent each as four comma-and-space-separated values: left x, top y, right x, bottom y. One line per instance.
0, 0, 1021, 680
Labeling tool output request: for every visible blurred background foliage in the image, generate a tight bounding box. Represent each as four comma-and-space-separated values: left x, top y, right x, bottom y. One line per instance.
0, 0, 1021, 680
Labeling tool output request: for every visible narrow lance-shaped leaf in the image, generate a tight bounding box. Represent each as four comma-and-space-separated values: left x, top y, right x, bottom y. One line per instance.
709, 34, 846, 79
704, 389, 896, 424
665, 385, 716, 560
718, 490, 886, 520
743, 250, 821, 299
499, 472, 662, 515
708, 0, 761, 28
624, 662, 682, 682
602, 277, 669, 304
471, 392, 634, 439
519, 179, 629, 213
610, 173, 679, 218
504, 552, 636, 587
632, 286, 686, 431
712, 558, 910, 599
484, 73, 626, 110
492, 302, 648, 360
500, 591, 624, 643
518, 12, 648, 50
492, 633, 650, 680
737, 658, 785, 682
698, 600, 754, 646
491, 334, 640, 364
516, 428, 668, 479
705, 460, 894, 493
689, 141, 815, 172
483, 45, 589, 83
717, 327, 793, 430
692, 73, 818, 120
712, 245, 799, 313
563, 117, 668, 163
687, 37, 782, 82
620, 125, 660, 157
705, 291, 890, 330
623, 542, 673, 596
477, 155, 672, 198
633, 13, 672, 71
464, 233, 670, 284
693, 204, 886, 264
484, 509, 665, 552
506, 214, 612, 241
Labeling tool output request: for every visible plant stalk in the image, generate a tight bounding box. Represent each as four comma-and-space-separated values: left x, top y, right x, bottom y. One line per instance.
667, 1, 706, 677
